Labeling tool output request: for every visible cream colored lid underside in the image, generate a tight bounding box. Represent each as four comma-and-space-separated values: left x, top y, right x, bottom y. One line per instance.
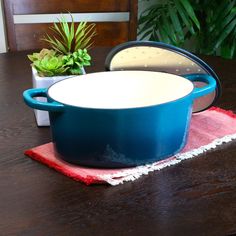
110, 46, 204, 75
48, 71, 194, 109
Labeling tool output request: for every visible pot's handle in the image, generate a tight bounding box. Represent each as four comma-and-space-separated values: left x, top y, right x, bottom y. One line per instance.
23, 88, 65, 112
183, 74, 216, 100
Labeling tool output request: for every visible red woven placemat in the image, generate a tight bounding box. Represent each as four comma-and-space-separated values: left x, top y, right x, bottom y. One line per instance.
25, 107, 236, 185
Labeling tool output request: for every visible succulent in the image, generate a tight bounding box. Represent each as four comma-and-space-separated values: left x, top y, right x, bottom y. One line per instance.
28, 49, 68, 77
42, 15, 96, 54
27, 15, 95, 77
63, 49, 91, 75
28, 49, 57, 62
28, 48, 92, 77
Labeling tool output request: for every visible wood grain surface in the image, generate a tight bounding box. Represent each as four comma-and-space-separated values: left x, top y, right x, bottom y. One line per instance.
5, 0, 131, 14
0, 47, 236, 236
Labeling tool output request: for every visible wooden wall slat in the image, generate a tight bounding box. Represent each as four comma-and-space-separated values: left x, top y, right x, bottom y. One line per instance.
3, 0, 137, 51
15, 23, 129, 51
129, 0, 138, 40
9, 0, 130, 14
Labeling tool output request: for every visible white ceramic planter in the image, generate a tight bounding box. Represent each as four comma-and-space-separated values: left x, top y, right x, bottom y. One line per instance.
32, 67, 85, 126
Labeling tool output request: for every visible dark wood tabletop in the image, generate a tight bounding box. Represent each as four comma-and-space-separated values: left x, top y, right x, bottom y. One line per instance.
0, 47, 236, 236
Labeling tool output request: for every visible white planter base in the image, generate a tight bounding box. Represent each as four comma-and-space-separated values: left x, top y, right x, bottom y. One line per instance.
32, 67, 85, 126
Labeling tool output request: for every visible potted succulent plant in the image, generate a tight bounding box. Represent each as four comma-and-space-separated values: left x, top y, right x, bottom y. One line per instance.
28, 15, 96, 126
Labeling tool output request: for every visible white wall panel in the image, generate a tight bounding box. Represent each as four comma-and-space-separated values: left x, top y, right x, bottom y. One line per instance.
0, 0, 7, 52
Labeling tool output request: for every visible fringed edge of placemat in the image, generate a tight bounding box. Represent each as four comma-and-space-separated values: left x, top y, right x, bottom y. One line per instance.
99, 132, 236, 185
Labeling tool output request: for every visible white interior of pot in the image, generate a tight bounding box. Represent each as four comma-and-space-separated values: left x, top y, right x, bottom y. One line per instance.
48, 71, 194, 109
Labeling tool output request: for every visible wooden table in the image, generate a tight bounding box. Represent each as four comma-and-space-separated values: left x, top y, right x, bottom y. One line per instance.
0, 47, 236, 236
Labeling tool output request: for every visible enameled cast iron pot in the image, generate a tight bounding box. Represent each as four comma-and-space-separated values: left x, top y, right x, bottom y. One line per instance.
23, 71, 216, 168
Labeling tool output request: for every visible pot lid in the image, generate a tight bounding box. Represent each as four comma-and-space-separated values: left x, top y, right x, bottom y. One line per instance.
105, 41, 221, 113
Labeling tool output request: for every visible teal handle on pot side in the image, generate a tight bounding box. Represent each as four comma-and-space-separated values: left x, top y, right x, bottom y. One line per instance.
23, 88, 65, 112
183, 74, 216, 99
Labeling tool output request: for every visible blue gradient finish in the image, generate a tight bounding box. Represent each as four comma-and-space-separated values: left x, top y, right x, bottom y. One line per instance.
23, 74, 216, 168
49, 97, 192, 168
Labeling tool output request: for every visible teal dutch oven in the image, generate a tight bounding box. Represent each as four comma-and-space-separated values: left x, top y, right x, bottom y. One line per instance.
23, 71, 216, 168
